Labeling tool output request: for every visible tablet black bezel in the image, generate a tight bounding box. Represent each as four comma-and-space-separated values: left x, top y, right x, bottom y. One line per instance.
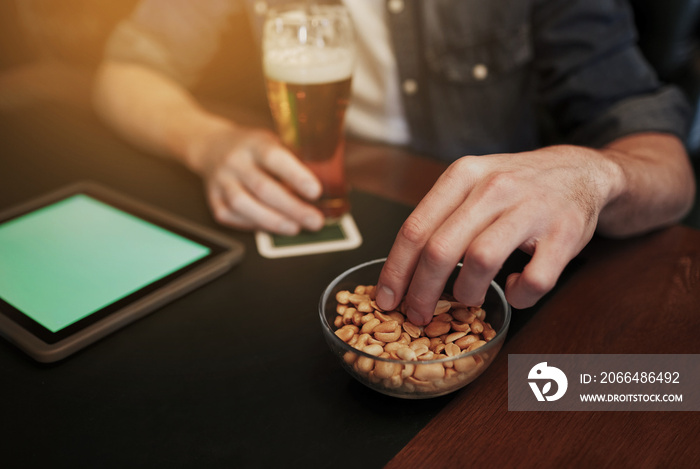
0, 185, 232, 345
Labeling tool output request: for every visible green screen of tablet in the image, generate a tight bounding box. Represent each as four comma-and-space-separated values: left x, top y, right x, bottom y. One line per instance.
0, 194, 211, 333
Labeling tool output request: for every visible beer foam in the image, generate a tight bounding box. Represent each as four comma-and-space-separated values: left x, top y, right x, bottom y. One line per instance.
264, 47, 354, 84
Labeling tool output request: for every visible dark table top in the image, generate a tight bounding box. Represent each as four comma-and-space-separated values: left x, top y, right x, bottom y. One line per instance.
0, 99, 455, 468
2, 90, 699, 468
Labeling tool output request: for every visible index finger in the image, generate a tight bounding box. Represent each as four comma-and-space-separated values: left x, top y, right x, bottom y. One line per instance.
375, 161, 475, 313
258, 144, 322, 201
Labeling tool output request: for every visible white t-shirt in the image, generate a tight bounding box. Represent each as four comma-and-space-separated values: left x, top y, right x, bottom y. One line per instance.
342, 0, 411, 145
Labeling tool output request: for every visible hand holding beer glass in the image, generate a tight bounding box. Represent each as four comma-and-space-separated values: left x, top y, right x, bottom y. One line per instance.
262, 3, 356, 220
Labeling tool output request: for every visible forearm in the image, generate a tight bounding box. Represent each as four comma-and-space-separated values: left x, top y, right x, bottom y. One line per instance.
596, 133, 696, 237
92, 60, 234, 173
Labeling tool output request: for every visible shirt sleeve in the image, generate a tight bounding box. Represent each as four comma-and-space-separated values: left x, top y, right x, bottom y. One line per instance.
103, 0, 240, 87
533, 0, 691, 147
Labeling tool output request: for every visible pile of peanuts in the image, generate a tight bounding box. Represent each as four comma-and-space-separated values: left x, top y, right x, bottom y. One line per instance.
332, 284, 497, 395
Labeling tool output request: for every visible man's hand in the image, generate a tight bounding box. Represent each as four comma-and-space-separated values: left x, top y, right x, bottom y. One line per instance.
375, 145, 622, 325
93, 61, 325, 236
191, 125, 325, 235
375, 134, 694, 326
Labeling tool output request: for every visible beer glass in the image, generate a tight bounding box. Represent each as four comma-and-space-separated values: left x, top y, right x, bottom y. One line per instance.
262, 2, 356, 219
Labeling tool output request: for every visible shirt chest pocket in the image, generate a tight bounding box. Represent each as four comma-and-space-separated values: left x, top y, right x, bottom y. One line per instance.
421, 0, 533, 85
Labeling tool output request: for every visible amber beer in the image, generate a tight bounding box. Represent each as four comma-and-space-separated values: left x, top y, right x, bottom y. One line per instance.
265, 73, 352, 217
263, 5, 355, 219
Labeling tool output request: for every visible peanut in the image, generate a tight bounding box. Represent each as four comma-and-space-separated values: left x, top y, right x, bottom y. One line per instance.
387, 312, 405, 325
335, 324, 358, 342
483, 327, 497, 341
410, 337, 431, 349
466, 340, 487, 352
374, 311, 393, 322
343, 351, 357, 365
374, 360, 401, 379
363, 343, 384, 356
355, 333, 371, 349
348, 293, 370, 304
375, 328, 401, 343
455, 334, 479, 349
384, 374, 403, 389
360, 317, 381, 334
450, 321, 471, 333
433, 312, 453, 323
433, 300, 452, 316
361, 285, 377, 299
355, 356, 374, 373
452, 308, 476, 324
384, 342, 404, 354
335, 290, 351, 304
396, 346, 417, 361
414, 363, 445, 381
373, 320, 398, 334
445, 342, 461, 357
367, 336, 385, 346
471, 318, 484, 334
402, 321, 422, 339
332, 284, 497, 396
424, 320, 451, 338
411, 344, 430, 357
445, 331, 467, 343
342, 307, 356, 325
454, 355, 477, 373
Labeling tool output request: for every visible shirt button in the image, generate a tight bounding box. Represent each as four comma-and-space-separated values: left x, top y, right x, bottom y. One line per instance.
472, 63, 488, 81
402, 78, 418, 95
388, 0, 405, 14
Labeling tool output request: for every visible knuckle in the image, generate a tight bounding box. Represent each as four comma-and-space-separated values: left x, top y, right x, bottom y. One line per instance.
247, 175, 273, 199
482, 172, 517, 195
446, 155, 485, 182
521, 270, 557, 297
226, 190, 248, 213
448, 156, 476, 176
257, 145, 280, 167
464, 240, 502, 274
398, 215, 430, 247
422, 235, 454, 267
211, 206, 230, 225
438, 158, 476, 189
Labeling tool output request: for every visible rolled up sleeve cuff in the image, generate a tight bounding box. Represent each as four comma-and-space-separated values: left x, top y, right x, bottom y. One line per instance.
568, 85, 692, 148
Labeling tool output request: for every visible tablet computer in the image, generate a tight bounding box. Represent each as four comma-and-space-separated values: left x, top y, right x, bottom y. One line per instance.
0, 182, 245, 363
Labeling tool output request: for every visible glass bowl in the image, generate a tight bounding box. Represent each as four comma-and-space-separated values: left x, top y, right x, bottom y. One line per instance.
319, 258, 511, 399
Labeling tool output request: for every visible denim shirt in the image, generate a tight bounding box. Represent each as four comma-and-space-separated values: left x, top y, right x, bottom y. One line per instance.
106, 0, 690, 162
